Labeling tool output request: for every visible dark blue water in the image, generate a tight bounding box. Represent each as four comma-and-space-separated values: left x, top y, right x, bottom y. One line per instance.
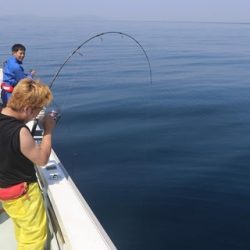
1, 18, 250, 249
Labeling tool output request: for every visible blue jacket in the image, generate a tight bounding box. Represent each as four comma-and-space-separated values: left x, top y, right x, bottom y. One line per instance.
3, 56, 32, 87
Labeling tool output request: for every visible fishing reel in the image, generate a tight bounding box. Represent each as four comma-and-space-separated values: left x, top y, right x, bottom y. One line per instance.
31, 103, 61, 137
45, 106, 61, 123
36, 103, 61, 124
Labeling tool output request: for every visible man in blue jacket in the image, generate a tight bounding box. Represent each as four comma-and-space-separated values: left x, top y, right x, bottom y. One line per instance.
1, 44, 35, 106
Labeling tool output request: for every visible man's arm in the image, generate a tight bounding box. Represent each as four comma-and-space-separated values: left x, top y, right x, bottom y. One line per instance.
13, 65, 28, 83
20, 116, 56, 166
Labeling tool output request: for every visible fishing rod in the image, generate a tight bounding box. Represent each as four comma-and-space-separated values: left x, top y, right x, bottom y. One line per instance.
31, 32, 152, 137
49, 31, 152, 89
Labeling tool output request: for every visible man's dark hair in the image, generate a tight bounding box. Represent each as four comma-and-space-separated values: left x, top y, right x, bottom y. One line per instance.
12, 44, 26, 52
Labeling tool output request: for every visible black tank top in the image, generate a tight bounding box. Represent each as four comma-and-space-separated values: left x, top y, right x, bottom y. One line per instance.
0, 113, 37, 188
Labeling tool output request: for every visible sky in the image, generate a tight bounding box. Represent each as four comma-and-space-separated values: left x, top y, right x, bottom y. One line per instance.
2, 0, 250, 23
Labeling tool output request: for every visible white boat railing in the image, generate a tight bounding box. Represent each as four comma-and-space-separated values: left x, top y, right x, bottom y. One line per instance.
33, 119, 117, 250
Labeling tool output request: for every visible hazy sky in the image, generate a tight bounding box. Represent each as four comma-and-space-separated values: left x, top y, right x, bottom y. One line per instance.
2, 0, 250, 22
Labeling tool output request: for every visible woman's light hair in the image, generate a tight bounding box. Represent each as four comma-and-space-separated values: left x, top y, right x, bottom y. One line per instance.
7, 79, 53, 111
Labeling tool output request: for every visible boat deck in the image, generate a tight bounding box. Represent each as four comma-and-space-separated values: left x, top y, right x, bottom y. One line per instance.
0, 205, 17, 250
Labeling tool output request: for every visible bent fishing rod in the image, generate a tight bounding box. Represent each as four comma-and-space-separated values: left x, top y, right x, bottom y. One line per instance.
32, 32, 152, 136
49, 31, 152, 89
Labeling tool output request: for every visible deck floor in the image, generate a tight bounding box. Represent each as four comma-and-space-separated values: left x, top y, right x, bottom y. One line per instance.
0, 203, 17, 250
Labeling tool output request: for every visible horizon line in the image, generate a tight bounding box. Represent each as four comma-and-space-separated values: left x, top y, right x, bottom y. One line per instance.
0, 15, 250, 25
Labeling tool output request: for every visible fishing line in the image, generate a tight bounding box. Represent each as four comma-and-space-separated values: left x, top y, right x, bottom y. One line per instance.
49, 31, 153, 89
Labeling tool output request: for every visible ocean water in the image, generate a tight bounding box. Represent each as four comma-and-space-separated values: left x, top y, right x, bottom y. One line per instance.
1, 18, 250, 249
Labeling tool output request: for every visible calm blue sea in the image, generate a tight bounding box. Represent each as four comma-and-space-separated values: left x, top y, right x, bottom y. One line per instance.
1, 18, 250, 249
